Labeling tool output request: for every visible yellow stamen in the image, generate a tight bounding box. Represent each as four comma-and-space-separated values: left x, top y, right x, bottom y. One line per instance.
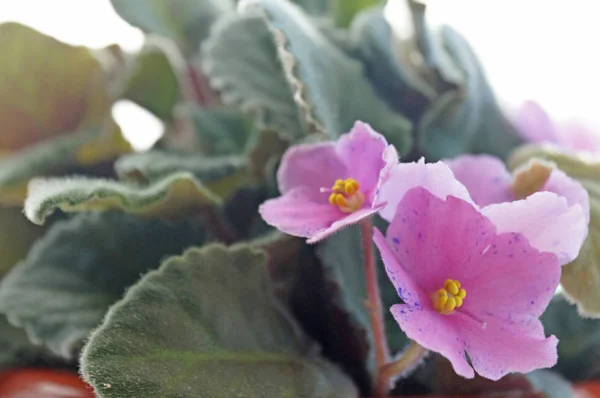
327, 177, 365, 213
431, 279, 467, 315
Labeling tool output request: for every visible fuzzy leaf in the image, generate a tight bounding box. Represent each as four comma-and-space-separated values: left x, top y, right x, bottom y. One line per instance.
24, 172, 221, 225
509, 145, 600, 317
122, 40, 180, 120
541, 297, 600, 381
316, 222, 409, 388
0, 207, 47, 277
0, 124, 132, 205
240, 0, 412, 154
0, 315, 47, 370
80, 244, 358, 397
0, 23, 112, 153
0, 212, 205, 359
202, 13, 306, 140
110, 0, 234, 55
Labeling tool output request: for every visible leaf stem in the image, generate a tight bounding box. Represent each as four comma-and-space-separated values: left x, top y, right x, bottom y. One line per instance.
359, 219, 390, 396
379, 341, 428, 384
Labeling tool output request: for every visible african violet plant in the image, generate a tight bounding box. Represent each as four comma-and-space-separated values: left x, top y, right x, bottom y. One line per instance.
1, 0, 599, 397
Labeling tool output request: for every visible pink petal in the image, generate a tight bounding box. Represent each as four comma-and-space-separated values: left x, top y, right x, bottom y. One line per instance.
512, 100, 560, 145
391, 304, 474, 379
543, 168, 590, 225
373, 228, 429, 307
444, 155, 514, 207
376, 159, 473, 222
306, 206, 381, 244
336, 121, 395, 195
383, 187, 494, 295
460, 231, 560, 333
482, 192, 588, 265
277, 142, 346, 194
559, 122, 600, 153
259, 187, 341, 238
456, 314, 558, 381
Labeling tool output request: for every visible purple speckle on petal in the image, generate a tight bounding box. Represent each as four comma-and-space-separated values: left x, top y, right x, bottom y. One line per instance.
417, 232, 422, 240
392, 237, 401, 245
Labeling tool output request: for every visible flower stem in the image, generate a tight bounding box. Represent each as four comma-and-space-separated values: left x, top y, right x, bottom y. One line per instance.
359, 219, 390, 397
379, 341, 428, 384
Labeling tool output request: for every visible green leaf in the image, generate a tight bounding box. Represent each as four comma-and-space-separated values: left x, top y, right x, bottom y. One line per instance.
0, 123, 132, 206
24, 172, 222, 225
332, 0, 381, 27
315, 221, 409, 388
122, 38, 181, 120
202, 13, 307, 140
110, 0, 235, 55
0, 211, 205, 359
509, 145, 600, 317
240, 0, 412, 154
541, 296, 600, 381
80, 244, 358, 397
0, 207, 47, 277
290, 0, 331, 15
0, 315, 47, 370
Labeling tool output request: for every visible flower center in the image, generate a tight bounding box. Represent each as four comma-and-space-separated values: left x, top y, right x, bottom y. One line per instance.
328, 178, 365, 213
431, 279, 467, 315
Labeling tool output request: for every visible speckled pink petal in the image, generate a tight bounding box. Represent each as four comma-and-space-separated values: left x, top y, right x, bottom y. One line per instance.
391, 304, 474, 379
277, 142, 346, 194
373, 228, 429, 307
444, 155, 514, 207
376, 159, 473, 222
482, 191, 587, 265
512, 100, 561, 145
336, 121, 395, 195
457, 314, 558, 381
306, 206, 381, 244
460, 231, 560, 334
384, 187, 494, 294
259, 187, 341, 238
543, 168, 590, 224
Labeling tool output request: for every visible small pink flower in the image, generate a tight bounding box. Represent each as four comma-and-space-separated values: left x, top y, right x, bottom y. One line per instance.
377, 159, 588, 266
374, 187, 560, 380
374, 160, 588, 379
513, 100, 600, 154
259, 121, 398, 244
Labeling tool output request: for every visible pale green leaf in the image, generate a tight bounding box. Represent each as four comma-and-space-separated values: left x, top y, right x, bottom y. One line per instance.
24, 172, 221, 225
240, 0, 412, 154
81, 244, 358, 397
332, 0, 382, 27
202, 13, 307, 140
0, 211, 205, 359
509, 145, 600, 317
110, 0, 235, 55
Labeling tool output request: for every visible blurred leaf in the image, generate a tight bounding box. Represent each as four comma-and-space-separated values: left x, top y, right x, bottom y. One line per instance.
202, 13, 307, 140
541, 296, 600, 381
0, 207, 46, 277
525, 370, 574, 398
240, 0, 412, 154
0, 211, 205, 359
315, 221, 409, 389
248, 129, 290, 179
0, 123, 131, 205
0, 315, 47, 371
80, 244, 358, 397
24, 172, 221, 225
509, 145, 600, 317
290, 0, 331, 15
332, 0, 381, 27
110, 0, 235, 55
349, 7, 430, 125
122, 38, 181, 120
0, 22, 112, 153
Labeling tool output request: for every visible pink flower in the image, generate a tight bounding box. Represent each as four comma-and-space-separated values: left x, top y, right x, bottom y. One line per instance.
259, 121, 398, 244
513, 100, 600, 154
373, 160, 588, 380
374, 187, 560, 380
377, 159, 588, 266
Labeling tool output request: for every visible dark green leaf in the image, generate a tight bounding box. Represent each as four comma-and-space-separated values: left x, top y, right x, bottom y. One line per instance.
240, 0, 412, 154
202, 13, 307, 140
110, 0, 235, 55
0, 212, 206, 359
0, 315, 48, 370
81, 244, 358, 397
0, 207, 47, 277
